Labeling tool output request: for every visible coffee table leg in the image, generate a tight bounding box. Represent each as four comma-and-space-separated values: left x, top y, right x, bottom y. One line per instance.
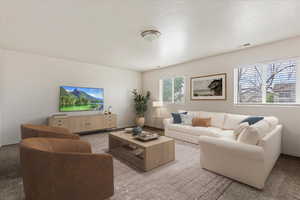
109, 135, 120, 151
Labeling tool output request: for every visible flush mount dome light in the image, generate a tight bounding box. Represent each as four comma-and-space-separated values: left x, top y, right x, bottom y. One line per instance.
141, 29, 161, 42
242, 43, 251, 47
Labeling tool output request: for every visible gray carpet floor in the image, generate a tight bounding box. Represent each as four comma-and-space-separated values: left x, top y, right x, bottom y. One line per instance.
1, 132, 300, 200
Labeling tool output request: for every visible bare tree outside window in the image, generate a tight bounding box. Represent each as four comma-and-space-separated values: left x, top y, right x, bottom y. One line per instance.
238, 65, 263, 103
237, 60, 297, 104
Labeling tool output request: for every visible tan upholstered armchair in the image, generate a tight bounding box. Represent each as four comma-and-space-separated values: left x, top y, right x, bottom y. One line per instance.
20, 138, 114, 200
21, 124, 80, 140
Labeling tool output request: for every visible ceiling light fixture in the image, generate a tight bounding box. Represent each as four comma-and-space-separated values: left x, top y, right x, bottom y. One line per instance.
242, 43, 251, 47
141, 29, 161, 42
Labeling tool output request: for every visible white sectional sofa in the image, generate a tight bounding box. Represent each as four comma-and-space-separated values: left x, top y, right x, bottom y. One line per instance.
164, 111, 282, 189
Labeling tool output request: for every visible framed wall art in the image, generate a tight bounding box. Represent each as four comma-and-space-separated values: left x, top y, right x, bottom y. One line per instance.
190, 73, 226, 100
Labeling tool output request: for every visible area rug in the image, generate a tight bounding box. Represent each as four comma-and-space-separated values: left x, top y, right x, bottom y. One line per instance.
83, 133, 233, 200
0, 133, 232, 200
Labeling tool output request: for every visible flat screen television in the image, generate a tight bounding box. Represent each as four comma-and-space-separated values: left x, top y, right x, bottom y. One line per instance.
59, 86, 104, 112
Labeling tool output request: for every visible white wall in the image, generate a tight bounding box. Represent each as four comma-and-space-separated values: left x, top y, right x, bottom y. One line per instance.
0, 49, 141, 145
142, 36, 300, 157
0, 49, 3, 147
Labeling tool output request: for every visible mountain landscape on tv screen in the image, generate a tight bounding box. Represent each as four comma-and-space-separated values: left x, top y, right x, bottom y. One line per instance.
59, 86, 104, 112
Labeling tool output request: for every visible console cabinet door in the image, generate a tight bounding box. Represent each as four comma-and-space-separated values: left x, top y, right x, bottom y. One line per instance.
92, 115, 105, 130
109, 115, 117, 128
49, 118, 70, 129
69, 117, 82, 133
104, 114, 117, 128
48, 114, 117, 133
82, 116, 95, 131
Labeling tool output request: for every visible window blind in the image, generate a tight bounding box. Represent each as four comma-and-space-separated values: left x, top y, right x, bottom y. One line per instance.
236, 59, 297, 104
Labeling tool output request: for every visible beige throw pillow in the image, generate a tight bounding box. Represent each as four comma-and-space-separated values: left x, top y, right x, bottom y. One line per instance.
192, 117, 211, 127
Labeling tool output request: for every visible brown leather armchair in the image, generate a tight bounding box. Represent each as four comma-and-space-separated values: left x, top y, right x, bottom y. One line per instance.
21, 124, 80, 140
20, 138, 114, 200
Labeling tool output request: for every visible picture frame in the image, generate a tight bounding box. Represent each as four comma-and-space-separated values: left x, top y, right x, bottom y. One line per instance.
190, 73, 226, 100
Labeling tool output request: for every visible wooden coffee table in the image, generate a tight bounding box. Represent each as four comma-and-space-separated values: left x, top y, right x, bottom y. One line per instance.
108, 131, 175, 171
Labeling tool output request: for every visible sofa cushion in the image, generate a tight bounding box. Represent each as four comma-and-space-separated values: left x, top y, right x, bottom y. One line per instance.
233, 122, 249, 138
167, 124, 222, 137
200, 111, 225, 128
237, 126, 260, 145
264, 117, 279, 130
223, 114, 249, 130
251, 119, 272, 139
188, 111, 201, 118
178, 110, 187, 113
237, 118, 273, 145
218, 130, 236, 141
192, 117, 211, 127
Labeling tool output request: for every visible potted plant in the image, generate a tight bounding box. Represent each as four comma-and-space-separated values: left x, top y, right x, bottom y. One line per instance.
132, 89, 150, 127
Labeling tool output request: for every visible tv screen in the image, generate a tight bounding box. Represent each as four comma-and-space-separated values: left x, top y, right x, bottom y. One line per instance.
59, 86, 104, 112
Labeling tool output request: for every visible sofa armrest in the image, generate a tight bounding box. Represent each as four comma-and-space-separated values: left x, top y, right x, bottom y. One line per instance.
199, 136, 264, 161
258, 125, 282, 172
163, 118, 173, 127
50, 152, 114, 199
259, 125, 282, 150
198, 136, 266, 189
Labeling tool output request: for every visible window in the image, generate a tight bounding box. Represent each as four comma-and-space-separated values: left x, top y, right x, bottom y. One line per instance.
235, 59, 299, 105
160, 77, 185, 103
162, 78, 173, 102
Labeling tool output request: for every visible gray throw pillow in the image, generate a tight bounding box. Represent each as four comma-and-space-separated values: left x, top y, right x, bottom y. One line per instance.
180, 114, 193, 125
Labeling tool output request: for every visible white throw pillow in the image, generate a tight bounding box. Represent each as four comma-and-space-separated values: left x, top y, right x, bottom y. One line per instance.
251, 119, 271, 139
188, 111, 201, 118
178, 110, 187, 113
237, 126, 260, 145
264, 117, 279, 130
180, 114, 193, 125
223, 114, 248, 130
233, 122, 249, 138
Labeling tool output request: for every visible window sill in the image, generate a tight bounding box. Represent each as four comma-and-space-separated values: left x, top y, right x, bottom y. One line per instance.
162, 102, 185, 105
234, 103, 300, 108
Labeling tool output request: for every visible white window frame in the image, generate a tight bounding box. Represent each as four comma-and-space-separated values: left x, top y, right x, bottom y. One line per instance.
159, 76, 185, 104
234, 58, 300, 106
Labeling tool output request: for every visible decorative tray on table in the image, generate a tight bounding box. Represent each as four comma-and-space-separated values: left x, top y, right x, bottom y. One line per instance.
134, 131, 159, 142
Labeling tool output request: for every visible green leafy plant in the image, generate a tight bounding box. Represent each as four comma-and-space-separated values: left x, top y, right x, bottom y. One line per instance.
132, 89, 150, 117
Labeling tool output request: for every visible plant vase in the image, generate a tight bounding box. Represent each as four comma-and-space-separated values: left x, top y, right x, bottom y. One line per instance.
136, 117, 145, 127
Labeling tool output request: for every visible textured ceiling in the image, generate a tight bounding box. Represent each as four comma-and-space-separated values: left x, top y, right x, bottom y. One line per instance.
1, 0, 300, 71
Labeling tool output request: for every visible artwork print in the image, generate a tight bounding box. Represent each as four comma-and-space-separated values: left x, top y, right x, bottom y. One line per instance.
190, 73, 226, 100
